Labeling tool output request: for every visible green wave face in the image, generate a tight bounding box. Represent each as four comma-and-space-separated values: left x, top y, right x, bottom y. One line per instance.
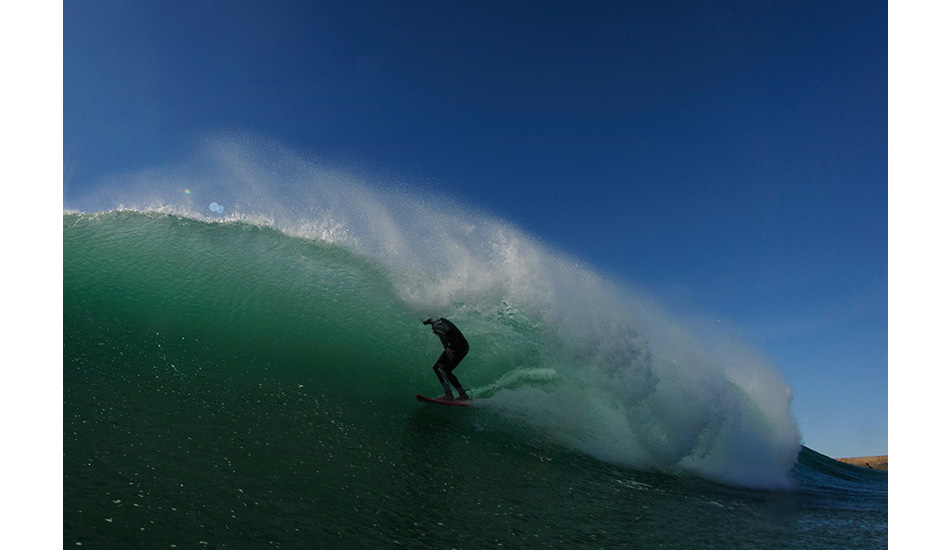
65, 210, 419, 385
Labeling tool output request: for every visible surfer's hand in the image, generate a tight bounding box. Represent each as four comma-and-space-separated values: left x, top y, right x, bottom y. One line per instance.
445, 348, 455, 359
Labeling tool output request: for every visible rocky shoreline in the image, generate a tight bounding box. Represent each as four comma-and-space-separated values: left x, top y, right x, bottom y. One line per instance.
835, 456, 888, 471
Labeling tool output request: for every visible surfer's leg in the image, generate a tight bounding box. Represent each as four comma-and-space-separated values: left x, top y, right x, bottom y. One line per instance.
442, 357, 467, 399
432, 354, 454, 398
443, 368, 463, 393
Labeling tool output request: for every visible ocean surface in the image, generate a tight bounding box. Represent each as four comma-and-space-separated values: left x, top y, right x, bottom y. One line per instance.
64, 140, 886, 548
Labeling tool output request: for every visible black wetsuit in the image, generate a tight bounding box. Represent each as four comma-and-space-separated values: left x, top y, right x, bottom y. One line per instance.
428, 318, 469, 395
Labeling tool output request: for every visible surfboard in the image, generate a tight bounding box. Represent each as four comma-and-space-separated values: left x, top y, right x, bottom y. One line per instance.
415, 394, 478, 407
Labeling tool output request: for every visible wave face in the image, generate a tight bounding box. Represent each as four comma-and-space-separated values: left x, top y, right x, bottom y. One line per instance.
64, 136, 884, 549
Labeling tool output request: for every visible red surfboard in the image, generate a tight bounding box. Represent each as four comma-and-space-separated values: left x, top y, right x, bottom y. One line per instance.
415, 394, 479, 408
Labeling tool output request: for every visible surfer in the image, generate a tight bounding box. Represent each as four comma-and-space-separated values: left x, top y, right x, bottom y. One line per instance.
423, 317, 470, 401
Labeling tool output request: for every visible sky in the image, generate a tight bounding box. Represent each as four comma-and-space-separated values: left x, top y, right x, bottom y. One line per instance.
58, 0, 889, 459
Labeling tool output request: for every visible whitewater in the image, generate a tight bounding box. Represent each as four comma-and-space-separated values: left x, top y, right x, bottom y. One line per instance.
64, 135, 886, 548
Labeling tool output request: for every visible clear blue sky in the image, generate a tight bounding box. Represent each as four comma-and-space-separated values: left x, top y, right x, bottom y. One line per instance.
63, 0, 887, 458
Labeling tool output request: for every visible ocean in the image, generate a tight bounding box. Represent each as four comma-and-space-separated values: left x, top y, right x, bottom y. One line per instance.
63, 140, 886, 548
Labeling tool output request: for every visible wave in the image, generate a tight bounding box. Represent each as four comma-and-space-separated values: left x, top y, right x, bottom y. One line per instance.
64, 133, 801, 488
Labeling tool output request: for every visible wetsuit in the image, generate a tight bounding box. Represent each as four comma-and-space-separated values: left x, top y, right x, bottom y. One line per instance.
425, 318, 469, 395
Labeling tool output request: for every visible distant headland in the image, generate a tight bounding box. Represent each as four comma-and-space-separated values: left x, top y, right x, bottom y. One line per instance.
835, 456, 888, 471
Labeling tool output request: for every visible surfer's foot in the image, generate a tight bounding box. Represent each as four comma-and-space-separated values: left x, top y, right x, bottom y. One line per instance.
435, 392, 454, 401
455, 393, 470, 401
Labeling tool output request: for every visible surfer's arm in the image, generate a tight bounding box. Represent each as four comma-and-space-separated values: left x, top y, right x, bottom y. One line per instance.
437, 332, 451, 349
